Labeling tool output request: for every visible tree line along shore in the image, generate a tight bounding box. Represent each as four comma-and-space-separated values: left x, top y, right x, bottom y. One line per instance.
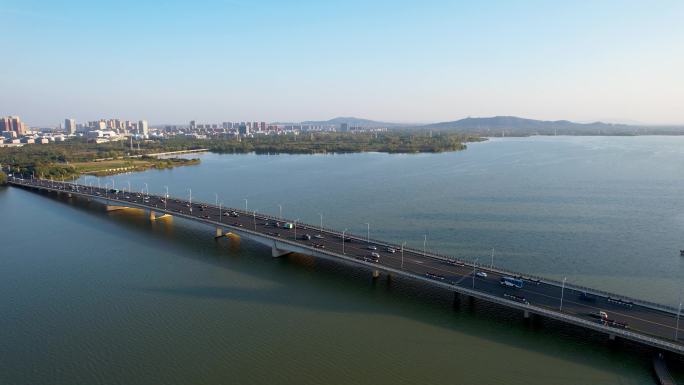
0, 131, 481, 180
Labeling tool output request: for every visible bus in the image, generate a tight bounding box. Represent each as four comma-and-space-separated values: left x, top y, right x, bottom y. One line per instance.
500, 276, 524, 288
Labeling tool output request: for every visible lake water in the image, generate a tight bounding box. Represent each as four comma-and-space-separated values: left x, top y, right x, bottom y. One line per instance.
1, 136, 683, 384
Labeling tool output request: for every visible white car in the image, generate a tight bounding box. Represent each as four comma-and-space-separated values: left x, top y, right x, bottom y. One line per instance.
476, 271, 488, 278
367, 245, 377, 250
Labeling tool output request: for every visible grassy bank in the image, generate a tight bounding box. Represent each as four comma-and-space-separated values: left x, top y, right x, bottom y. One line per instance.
71, 157, 200, 176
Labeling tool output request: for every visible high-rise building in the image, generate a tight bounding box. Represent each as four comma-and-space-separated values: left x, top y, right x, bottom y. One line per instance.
238, 123, 249, 136
65, 118, 76, 135
340, 123, 349, 132
189, 120, 196, 130
1, 116, 26, 136
139, 120, 148, 136
259, 122, 266, 132
0, 117, 9, 132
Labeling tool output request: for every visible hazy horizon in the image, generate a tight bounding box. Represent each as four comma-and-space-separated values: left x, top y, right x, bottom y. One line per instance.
2, 0, 683, 126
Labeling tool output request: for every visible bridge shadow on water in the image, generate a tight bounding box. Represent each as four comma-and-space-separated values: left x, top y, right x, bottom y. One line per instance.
21, 188, 679, 380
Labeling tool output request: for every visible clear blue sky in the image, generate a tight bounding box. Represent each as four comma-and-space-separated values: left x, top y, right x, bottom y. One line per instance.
2, 0, 683, 126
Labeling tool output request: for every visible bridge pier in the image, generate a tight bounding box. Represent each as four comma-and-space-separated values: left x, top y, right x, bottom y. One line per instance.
106, 205, 129, 212
215, 228, 223, 238
452, 292, 461, 309
524, 310, 530, 319
150, 211, 156, 221
372, 270, 380, 279
609, 333, 616, 341
270, 240, 291, 258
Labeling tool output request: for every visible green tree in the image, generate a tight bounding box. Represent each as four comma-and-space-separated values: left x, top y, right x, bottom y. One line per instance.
0, 170, 7, 186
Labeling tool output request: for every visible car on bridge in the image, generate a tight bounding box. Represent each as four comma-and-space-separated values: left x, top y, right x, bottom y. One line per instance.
476, 271, 488, 278
367, 245, 377, 251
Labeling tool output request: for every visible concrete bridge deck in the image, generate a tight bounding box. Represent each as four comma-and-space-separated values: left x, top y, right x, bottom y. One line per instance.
8, 176, 684, 356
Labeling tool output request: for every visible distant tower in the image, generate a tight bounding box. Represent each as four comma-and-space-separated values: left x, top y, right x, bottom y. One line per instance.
65, 118, 76, 135
138, 120, 149, 136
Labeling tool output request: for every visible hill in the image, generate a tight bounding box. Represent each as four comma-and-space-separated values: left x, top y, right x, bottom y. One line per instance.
416, 116, 641, 135
300, 117, 411, 128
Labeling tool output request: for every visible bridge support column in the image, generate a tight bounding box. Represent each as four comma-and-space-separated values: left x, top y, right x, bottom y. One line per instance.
452, 292, 461, 309
372, 270, 380, 279
608, 333, 616, 341
271, 247, 291, 258
524, 310, 530, 319
215, 228, 223, 238
150, 211, 156, 221
106, 205, 129, 212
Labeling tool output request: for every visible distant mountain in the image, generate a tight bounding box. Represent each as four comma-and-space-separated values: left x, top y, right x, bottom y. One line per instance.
415, 116, 647, 135
300, 117, 411, 128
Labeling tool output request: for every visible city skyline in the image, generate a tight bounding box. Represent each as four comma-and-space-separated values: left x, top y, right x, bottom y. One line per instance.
2, 0, 683, 126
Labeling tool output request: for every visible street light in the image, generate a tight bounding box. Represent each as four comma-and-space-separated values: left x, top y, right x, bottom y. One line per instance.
365, 223, 370, 244
472, 258, 479, 289
676, 301, 682, 341
342, 228, 348, 254
423, 235, 427, 257
127, 180, 131, 194
294, 219, 299, 240
219, 202, 223, 222
164, 186, 169, 210
215, 193, 219, 207
144, 183, 148, 196
253, 210, 257, 230
278, 204, 282, 219
187, 188, 192, 212
490, 248, 495, 268
560, 276, 567, 312
244, 198, 248, 211
401, 241, 406, 269
676, 288, 683, 341
318, 213, 323, 234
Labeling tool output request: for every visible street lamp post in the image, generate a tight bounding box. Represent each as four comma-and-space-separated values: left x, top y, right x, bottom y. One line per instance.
219, 202, 223, 222
423, 235, 427, 257
244, 198, 248, 211
472, 258, 479, 289
278, 204, 282, 219
144, 183, 148, 197
164, 186, 169, 210
365, 223, 370, 244
490, 248, 495, 268
215, 193, 218, 207
676, 288, 683, 341
294, 219, 299, 240
187, 188, 192, 213
342, 229, 348, 254
401, 241, 406, 269
318, 213, 323, 234
560, 276, 567, 312
676, 300, 682, 341
253, 210, 257, 230
127, 181, 131, 194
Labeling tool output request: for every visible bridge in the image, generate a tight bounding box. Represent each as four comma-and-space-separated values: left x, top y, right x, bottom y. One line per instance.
8, 175, 684, 357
